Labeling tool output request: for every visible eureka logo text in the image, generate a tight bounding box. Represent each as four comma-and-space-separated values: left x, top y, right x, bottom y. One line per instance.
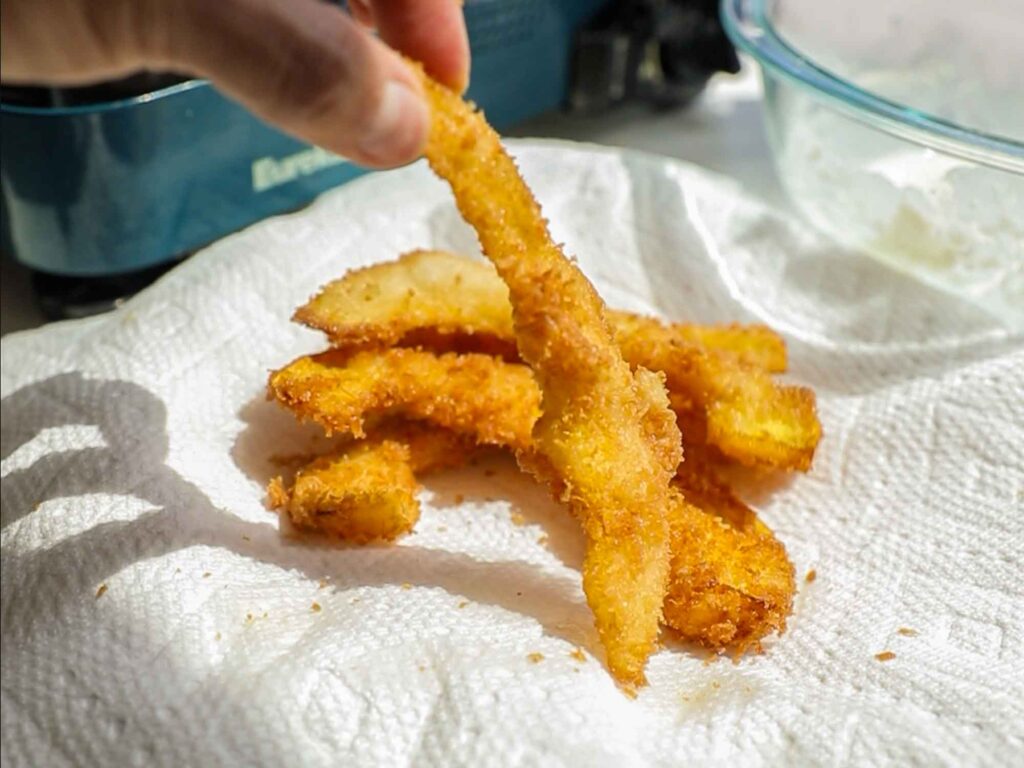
251, 146, 346, 192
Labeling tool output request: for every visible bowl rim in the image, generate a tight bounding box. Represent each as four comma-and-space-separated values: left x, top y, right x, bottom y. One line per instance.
721, 0, 1024, 173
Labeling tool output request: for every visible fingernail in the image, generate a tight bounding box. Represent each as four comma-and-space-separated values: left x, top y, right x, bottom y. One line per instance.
455, 65, 470, 95
357, 80, 428, 166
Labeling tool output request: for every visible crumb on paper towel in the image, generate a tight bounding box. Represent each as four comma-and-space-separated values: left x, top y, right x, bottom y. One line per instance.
569, 648, 586, 663
805, 569, 817, 583
95, 584, 108, 599
453, 494, 464, 505
311, 602, 322, 613
897, 627, 918, 637
215, 632, 221, 641
400, 582, 413, 590
510, 512, 526, 526
875, 651, 896, 662
537, 534, 549, 545
457, 601, 469, 609
318, 578, 329, 590
527, 652, 545, 664
202, 572, 212, 578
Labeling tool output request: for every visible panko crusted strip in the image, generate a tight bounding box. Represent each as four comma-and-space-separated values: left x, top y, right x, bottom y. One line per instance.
404, 65, 688, 685
296, 249, 788, 372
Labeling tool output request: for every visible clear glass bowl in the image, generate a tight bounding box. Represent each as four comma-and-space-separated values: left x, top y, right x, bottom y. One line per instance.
722, 0, 1024, 328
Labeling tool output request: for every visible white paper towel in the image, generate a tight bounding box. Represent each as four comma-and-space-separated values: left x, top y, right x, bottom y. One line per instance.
2, 141, 1022, 768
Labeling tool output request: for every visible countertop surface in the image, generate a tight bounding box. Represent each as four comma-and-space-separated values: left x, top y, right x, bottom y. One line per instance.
1, 66, 778, 338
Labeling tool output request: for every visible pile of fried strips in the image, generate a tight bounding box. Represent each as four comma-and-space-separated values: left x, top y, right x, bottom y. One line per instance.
266, 67, 822, 690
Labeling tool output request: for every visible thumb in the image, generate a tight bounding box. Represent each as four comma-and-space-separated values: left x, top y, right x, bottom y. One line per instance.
147, 0, 428, 168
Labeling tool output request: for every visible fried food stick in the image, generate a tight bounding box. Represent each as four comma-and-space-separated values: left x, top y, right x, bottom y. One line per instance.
268, 347, 794, 659
613, 315, 820, 472
268, 348, 540, 449
636, 374, 794, 651
294, 249, 514, 351
396, 67, 686, 685
663, 495, 793, 650
268, 440, 417, 542
267, 423, 478, 542
295, 250, 787, 372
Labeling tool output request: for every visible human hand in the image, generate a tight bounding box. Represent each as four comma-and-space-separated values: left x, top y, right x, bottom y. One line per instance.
0, 0, 469, 168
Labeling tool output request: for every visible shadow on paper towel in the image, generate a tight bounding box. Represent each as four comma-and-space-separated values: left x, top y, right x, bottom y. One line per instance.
1, 375, 601, 655
230, 392, 599, 653
230, 395, 589, 572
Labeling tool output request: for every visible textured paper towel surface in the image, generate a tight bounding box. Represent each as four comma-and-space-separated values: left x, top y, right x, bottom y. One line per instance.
2, 142, 1022, 768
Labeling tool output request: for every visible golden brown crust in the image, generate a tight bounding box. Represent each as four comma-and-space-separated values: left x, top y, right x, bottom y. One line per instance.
668, 321, 787, 373
267, 348, 540, 449
614, 316, 820, 472
662, 497, 794, 650
294, 250, 515, 348
416, 65, 682, 686
270, 438, 420, 543
640, 367, 795, 650
266, 423, 479, 543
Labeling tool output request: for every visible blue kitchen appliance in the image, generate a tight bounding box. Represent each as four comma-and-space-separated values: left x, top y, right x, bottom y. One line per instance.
0, 0, 737, 316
